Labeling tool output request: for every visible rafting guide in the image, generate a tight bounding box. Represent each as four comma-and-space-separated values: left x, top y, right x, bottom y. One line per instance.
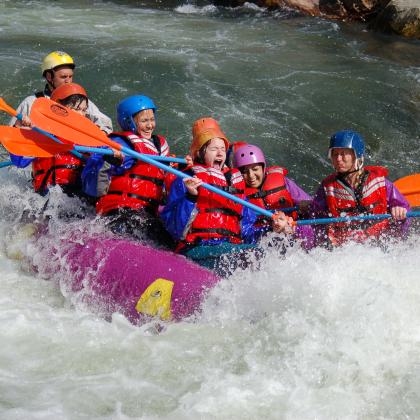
9, 51, 112, 134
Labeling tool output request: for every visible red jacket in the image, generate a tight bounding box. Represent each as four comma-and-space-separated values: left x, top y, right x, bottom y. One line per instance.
323, 166, 390, 245
32, 153, 83, 194
246, 166, 296, 224
96, 132, 169, 215
182, 164, 245, 246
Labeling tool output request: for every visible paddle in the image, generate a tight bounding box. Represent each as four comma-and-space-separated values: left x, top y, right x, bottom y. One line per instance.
0, 126, 72, 157
0, 97, 85, 159
0, 125, 187, 164
295, 211, 420, 226
30, 97, 187, 161
394, 174, 420, 207
1, 125, 300, 215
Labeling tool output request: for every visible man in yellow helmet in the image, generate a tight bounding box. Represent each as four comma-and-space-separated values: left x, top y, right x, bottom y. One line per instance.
10, 51, 112, 133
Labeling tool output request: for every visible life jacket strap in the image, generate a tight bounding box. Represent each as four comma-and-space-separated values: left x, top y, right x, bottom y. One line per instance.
128, 173, 164, 186
33, 164, 82, 177
217, 185, 244, 194
106, 190, 160, 207
204, 207, 242, 218
336, 199, 382, 215
190, 227, 242, 239
247, 186, 285, 200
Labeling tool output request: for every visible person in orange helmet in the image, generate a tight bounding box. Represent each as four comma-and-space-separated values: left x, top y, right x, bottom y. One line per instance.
191, 117, 246, 168
160, 118, 291, 275
10, 83, 97, 198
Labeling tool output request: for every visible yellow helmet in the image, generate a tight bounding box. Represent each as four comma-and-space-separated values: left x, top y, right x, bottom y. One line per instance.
41, 51, 75, 76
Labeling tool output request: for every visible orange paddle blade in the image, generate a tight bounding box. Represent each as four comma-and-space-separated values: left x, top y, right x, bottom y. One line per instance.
0, 126, 72, 157
0, 98, 18, 117
30, 97, 112, 148
394, 174, 420, 207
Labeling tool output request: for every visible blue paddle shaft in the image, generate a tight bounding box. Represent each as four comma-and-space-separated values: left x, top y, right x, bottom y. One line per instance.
73, 145, 186, 164
73, 146, 290, 216
118, 144, 275, 218
296, 211, 420, 225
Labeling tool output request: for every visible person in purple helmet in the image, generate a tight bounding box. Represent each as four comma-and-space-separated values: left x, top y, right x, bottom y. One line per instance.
233, 144, 314, 248
309, 130, 410, 247
160, 125, 297, 274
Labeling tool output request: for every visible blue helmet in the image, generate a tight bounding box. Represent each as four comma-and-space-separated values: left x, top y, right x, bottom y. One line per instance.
117, 95, 157, 132
328, 130, 365, 159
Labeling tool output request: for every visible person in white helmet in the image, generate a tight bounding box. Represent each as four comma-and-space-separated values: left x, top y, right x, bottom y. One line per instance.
9, 51, 112, 133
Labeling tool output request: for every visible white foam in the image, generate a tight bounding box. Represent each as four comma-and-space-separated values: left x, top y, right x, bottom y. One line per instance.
175, 4, 218, 15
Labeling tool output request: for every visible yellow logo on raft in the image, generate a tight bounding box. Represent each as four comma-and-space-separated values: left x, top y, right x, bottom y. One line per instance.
135, 278, 174, 320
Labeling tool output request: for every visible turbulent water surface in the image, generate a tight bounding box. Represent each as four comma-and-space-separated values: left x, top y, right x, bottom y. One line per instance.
0, 1, 420, 418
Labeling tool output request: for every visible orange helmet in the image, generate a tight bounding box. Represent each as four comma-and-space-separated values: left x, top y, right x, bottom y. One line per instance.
192, 117, 221, 140
51, 83, 88, 102
190, 127, 230, 159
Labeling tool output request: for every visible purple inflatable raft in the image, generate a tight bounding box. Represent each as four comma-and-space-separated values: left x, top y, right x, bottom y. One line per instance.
37, 235, 220, 324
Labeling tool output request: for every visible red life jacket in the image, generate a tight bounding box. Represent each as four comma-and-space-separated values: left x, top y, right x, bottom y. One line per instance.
32, 153, 84, 194
181, 164, 245, 248
323, 166, 390, 246
245, 166, 296, 224
96, 132, 169, 215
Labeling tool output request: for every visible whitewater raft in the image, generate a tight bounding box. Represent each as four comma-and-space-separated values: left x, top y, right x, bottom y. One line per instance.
15, 227, 220, 324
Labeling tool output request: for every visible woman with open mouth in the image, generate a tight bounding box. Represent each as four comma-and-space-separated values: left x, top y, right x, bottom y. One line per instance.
160, 118, 291, 276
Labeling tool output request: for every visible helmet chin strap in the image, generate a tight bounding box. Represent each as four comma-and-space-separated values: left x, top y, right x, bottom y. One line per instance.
355, 156, 364, 171
45, 71, 56, 92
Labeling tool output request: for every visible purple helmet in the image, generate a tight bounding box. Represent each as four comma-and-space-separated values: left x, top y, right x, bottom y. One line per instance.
233, 144, 266, 169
